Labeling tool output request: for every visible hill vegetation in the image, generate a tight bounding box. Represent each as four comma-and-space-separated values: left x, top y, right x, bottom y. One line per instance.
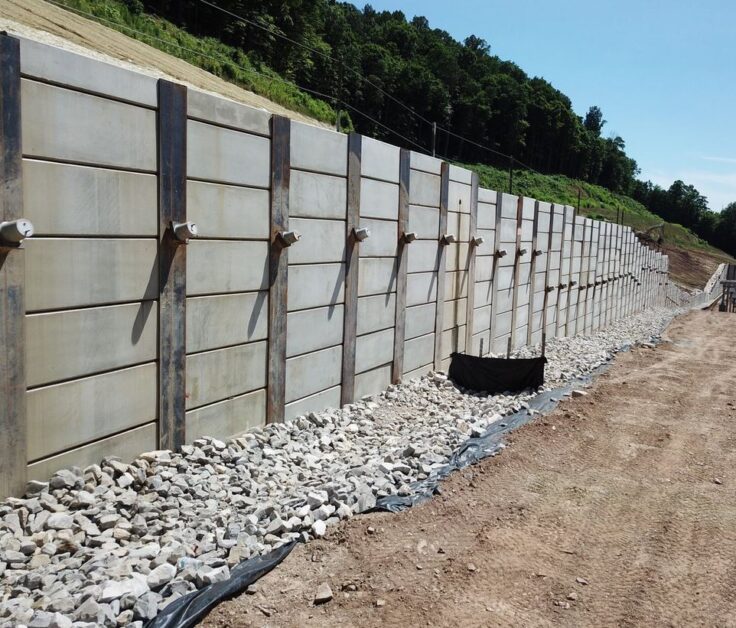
468, 162, 730, 256
54, 0, 736, 259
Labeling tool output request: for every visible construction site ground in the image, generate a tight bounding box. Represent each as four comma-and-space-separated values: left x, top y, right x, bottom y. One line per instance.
202, 309, 736, 627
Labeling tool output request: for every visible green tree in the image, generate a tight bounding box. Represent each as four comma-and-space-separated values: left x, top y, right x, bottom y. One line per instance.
583, 106, 606, 136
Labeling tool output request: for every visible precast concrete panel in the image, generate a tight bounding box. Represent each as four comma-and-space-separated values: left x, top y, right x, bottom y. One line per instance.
360, 178, 399, 220
185, 389, 265, 443
187, 120, 269, 187
187, 240, 269, 295
26, 303, 157, 388
27, 364, 156, 462
285, 345, 343, 403
407, 205, 440, 239
289, 170, 347, 220
360, 136, 400, 183
187, 293, 269, 353
405, 302, 436, 340
23, 160, 158, 237
186, 341, 267, 410
290, 121, 347, 176
357, 294, 397, 336
288, 218, 346, 264
187, 180, 269, 239
25, 238, 158, 311
22, 80, 157, 171
355, 328, 395, 374
288, 264, 346, 311
187, 89, 270, 136
286, 305, 345, 358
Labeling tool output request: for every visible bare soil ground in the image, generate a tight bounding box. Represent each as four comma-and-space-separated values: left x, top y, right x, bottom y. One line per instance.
202, 310, 736, 627
660, 243, 732, 290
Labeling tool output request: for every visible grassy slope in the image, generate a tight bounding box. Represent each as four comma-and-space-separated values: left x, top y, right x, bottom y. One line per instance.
54, 0, 337, 123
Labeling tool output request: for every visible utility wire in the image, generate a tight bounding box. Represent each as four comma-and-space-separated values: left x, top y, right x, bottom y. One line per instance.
197, 0, 434, 127
44, 0, 428, 151
47, 0, 542, 175
197, 0, 545, 175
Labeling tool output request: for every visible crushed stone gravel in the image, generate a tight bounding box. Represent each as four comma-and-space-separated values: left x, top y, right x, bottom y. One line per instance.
0, 307, 678, 627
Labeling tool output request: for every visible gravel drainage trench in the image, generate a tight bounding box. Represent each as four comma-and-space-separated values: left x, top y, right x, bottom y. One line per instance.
0, 307, 678, 628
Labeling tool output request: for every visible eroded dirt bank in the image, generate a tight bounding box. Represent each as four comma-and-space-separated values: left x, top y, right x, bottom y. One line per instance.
203, 310, 736, 627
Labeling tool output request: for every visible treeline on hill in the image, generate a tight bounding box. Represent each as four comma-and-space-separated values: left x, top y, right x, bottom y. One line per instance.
632, 181, 736, 256
118, 0, 734, 257
128, 0, 638, 188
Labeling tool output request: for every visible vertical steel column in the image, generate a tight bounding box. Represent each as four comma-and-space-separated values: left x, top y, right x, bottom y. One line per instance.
565, 216, 581, 336
267, 115, 291, 422
555, 207, 569, 336
541, 205, 555, 342
589, 225, 598, 332
464, 173, 479, 352
392, 148, 410, 383
433, 163, 450, 371
527, 201, 540, 346
601, 221, 611, 328
0, 34, 26, 497
615, 225, 624, 321
509, 195, 523, 348
575, 218, 589, 333
341, 133, 361, 405
583, 220, 596, 334
157, 79, 187, 449
489, 191, 505, 350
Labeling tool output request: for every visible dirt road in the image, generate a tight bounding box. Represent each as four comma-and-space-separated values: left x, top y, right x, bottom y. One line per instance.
203, 310, 736, 627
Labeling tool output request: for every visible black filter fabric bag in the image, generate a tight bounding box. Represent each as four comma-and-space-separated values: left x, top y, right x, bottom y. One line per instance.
448, 352, 546, 394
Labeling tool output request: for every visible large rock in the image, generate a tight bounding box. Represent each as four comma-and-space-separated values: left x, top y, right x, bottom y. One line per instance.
100, 575, 149, 602
147, 563, 176, 589
46, 513, 74, 530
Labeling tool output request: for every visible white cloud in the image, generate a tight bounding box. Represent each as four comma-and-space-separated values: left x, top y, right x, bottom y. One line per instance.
701, 155, 736, 165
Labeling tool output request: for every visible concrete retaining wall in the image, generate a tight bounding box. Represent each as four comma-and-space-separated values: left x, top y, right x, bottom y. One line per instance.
0, 34, 673, 496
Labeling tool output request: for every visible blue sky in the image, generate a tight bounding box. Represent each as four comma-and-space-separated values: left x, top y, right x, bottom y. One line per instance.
356, 0, 736, 211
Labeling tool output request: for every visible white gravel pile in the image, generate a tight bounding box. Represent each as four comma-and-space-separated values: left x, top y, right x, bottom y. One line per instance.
0, 307, 677, 627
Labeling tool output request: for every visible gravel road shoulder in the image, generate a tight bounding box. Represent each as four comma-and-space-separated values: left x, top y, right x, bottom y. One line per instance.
203, 309, 736, 627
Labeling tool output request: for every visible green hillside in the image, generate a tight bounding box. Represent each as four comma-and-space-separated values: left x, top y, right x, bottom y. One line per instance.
51, 0, 338, 123
467, 162, 733, 259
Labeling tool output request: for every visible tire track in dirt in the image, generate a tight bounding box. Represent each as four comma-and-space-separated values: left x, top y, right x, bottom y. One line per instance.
203, 310, 736, 628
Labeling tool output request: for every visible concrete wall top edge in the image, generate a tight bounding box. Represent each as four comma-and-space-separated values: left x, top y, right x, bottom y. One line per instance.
291, 121, 347, 176
360, 135, 400, 183
477, 187, 497, 204
409, 151, 442, 174
187, 88, 271, 137
17, 35, 158, 108
499, 192, 518, 217
448, 164, 473, 184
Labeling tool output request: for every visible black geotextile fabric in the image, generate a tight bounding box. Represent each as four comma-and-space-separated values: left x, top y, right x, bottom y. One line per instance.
145, 542, 297, 628
145, 352, 626, 628
448, 352, 547, 395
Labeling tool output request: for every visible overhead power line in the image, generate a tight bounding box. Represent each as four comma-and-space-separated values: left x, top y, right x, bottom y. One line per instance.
196, 0, 434, 127
197, 0, 544, 175
44, 0, 427, 151
47, 0, 543, 178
